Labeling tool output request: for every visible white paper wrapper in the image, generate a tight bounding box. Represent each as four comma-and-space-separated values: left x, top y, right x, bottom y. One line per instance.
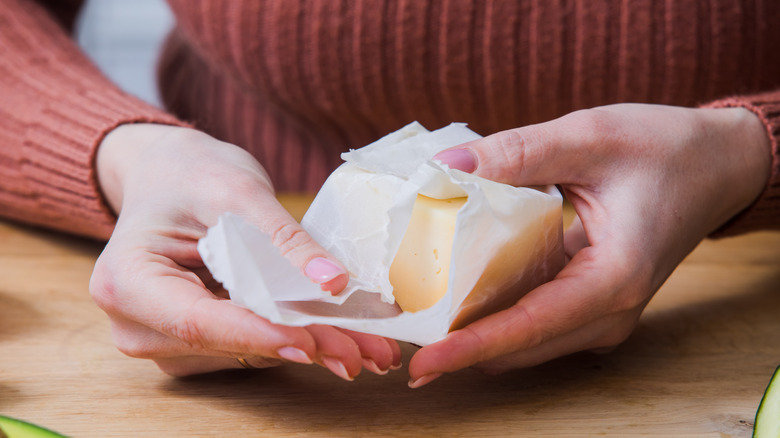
198, 122, 564, 346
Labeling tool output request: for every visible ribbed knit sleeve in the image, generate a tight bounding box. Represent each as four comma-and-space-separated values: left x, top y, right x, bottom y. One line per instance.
0, 0, 186, 240
705, 90, 780, 237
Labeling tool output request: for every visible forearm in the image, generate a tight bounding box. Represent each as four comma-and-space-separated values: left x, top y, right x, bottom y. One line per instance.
0, 0, 184, 239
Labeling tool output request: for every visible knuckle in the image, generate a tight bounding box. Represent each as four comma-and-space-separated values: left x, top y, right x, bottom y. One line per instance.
89, 257, 121, 314
114, 336, 153, 359
565, 108, 619, 148
270, 221, 314, 257
473, 362, 510, 376
456, 326, 489, 364
504, 303, 553, 349
488, 129, 527, 174
164, 299, 253, 353
111, 328, 156, 359
154, 359, 190, 377
492, 129, 526, 155
610, 288, 647, 315
607, 267, 653, 315
167, 315, 207, 350
160, 301, 210, 351
595, 321, 635, 349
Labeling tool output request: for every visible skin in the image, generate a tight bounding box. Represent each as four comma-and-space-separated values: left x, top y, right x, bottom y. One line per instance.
92, 123, 401, 380
408, 104, 772, 387
90, 103, 770, 386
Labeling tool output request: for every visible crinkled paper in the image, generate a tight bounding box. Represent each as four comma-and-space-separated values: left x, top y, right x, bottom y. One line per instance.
198, 122, 564, 345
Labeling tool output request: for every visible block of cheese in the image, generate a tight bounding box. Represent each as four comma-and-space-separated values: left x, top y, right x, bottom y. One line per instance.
387, 190, 563, 330
198, 122, 564, 347
389, 194, 467, 312
447, 202, 563, 331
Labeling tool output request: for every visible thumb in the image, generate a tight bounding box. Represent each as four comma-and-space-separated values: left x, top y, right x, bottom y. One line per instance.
239, 192, 349, 294
433, 114, 594, 186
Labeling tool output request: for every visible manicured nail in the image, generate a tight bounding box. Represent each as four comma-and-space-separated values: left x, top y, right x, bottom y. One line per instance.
433, 149, 477, 173
304, 257, 346, 284
408, 372, 443, 389
362, 358, 389, 376
276, 346, 313, 364
322, 357, 354, 381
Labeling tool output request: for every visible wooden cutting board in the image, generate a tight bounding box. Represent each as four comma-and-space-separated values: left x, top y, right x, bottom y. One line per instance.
0, 196, 778, 437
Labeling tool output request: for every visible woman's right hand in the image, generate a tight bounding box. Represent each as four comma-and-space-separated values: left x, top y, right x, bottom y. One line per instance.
90, 123, 401, 379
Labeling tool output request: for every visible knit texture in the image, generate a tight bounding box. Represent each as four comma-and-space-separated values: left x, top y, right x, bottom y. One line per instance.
705, 90, 780, 236
0, 0, 185, 239
1, 0, 779, 239
161, 0, 780, 235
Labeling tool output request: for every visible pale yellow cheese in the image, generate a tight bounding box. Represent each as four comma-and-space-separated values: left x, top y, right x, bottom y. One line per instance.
389, 194, 467, 312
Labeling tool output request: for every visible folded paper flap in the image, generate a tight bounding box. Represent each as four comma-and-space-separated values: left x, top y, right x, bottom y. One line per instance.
445, 174, 561, 317
279, 291, 402, 319
197, 215, 279, 321
301, 163, 420, 303
275, 287, 455, 345
198, 122, 564, 346
199, 214, 350, 306
342, 123, 481, 176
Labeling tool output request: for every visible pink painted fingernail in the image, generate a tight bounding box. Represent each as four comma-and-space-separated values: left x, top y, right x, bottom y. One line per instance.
433, 149, 477, 173
276, 346, 313, 364
363, 358, 389, 376
322, 357, 354, 381
408, 372, 443, 389
304, 258, 346, 284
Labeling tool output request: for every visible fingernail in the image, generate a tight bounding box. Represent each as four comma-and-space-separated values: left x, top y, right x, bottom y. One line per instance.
276, 346, 313, 364
322, 357, 354, 382
408, 372, 443, 389
362, 358, 389, 376
389, 361, 403, 371
433, 149, 477, 173
304, 257, 346, 284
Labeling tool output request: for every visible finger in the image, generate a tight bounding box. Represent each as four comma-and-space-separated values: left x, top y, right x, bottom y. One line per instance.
563, 215, 589, 260
109, 315, 318, 378
472, 309, 640, 375
230, 191, 350, 294
408, 240, 644, 383
107, 315, 275, 360
153, 355, 283, 377
336, 328, 402, 375
92, 257, 319, 364
305, 325, 363, 381
108, 316, 199, 359
433, 110, 613, 186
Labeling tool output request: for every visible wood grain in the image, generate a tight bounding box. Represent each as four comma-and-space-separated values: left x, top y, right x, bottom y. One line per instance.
0, 197, 778, 437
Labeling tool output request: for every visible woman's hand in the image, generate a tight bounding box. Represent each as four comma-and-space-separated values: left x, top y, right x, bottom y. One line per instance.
408, 104, 771, 387
90, 124, 400, 379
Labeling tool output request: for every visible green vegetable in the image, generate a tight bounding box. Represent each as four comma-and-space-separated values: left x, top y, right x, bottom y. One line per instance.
0, 417, 66, 438
754, 365, 780, 438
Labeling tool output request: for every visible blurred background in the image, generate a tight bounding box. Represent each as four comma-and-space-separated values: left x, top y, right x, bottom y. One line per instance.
75, 0, 173, 107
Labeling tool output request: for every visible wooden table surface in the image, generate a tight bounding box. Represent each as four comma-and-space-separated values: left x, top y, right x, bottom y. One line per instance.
1, 196, 779, 437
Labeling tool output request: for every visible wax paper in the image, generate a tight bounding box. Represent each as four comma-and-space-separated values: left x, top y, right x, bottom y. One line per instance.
198, 122, 563, 345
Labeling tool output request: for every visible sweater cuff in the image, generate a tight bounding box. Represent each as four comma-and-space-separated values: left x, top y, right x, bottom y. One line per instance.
19, 90, 188, 240
702, 92, 780, 238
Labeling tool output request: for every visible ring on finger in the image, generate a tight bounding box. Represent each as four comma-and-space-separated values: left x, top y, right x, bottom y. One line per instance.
236, 357, 257, 369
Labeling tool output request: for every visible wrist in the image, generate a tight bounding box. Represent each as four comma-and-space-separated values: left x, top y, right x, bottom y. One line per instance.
701, 106, 772, 226
96, 123, 190, 214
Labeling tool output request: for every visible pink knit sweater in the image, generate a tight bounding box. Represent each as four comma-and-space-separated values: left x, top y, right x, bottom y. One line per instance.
1, 0, 779, 240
